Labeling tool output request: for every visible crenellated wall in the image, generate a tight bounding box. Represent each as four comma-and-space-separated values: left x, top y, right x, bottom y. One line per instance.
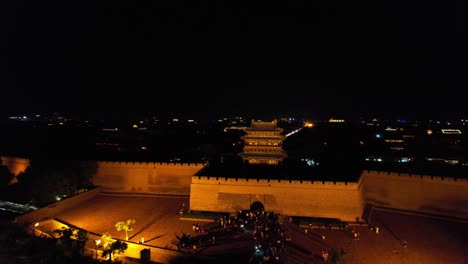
189, 177, 365, 222
4, 154, 467, 222
361, 170, 468, 219
83, 161, 206, 195
189, 170, 468, 222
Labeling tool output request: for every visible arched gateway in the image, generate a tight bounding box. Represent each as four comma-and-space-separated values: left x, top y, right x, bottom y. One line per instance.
250, 201, 265, 212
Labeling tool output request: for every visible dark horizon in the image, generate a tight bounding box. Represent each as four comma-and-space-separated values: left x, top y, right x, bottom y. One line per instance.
0, 102, 465, 122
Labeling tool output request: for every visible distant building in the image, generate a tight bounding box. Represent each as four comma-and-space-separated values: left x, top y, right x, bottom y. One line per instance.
429, 128, 463, 146
238, 119, 287, 165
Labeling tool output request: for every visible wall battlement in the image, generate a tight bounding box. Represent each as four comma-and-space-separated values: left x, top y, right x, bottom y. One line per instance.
363, 170, 468, 185
190, 168, 468, 221
84, 160, 206, 195
361, 170, 468, 220
82, 160, 206, 167
192, 176, 360, 189
3, 155, 467, 221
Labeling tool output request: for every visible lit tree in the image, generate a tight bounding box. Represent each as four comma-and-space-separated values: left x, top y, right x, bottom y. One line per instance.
104, 240, 128, 262
100, 232, 128, 262
115, 219, 136, 240
101, 232, 113, 249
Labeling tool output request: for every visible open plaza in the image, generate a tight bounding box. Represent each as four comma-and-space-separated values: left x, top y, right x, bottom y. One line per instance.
30, 192, 468, 264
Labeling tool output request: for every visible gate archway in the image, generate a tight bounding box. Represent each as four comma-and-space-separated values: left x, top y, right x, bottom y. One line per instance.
250, 201, 265, 212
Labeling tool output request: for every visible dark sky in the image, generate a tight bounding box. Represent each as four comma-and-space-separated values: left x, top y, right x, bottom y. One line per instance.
1, 1, 466, 120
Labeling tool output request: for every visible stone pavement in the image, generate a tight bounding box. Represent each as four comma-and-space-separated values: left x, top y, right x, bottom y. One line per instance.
52, 194, 468, 264
56, 193, 194, 250
282, 207, 468, 264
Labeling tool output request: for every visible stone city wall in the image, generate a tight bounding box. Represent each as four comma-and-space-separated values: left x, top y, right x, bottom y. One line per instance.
5, 155, 468, 222
189, 177, 365, 222
83, 161, 206, 195
361, 170, 468, 219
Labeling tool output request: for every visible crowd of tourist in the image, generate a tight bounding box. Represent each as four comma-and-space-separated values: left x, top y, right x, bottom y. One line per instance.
176, 208, 288, 263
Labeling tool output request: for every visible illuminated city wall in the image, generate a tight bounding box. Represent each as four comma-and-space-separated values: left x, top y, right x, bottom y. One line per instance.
81, 161, 468, 221
361, 170, 468, 219
0, 155, 30, 183
189, 177, 365, 222
83, 161, 206, 195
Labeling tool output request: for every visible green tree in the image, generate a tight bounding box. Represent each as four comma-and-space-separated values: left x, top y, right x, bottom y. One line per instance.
101, 232, 113, 249
100, 233, 128, 262
53, 226, 88, 258
115, 219, 136, 240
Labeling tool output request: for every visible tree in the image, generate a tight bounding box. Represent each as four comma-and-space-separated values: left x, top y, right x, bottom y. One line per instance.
53, 226, 88, 258
115, 219, 136, 240
100, 232, 128, 262
14, 157, 91, 206
101, 232, 113, 249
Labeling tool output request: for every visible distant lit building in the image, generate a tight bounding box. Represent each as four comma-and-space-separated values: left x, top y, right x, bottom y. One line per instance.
329, 118, 345, 123
382, 127, 406, 151
430, 128, 463, 145
424, 127, 465, 165
238, 119, 287, 165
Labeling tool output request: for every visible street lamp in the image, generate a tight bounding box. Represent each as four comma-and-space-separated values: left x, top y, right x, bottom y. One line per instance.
95, 239, 101, 260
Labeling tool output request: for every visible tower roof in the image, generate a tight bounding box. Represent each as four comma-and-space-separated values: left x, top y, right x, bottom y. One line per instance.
245, 119, 283, 133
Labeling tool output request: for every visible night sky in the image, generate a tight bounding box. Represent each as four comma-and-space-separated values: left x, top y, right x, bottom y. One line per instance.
1, 1, 466, 120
